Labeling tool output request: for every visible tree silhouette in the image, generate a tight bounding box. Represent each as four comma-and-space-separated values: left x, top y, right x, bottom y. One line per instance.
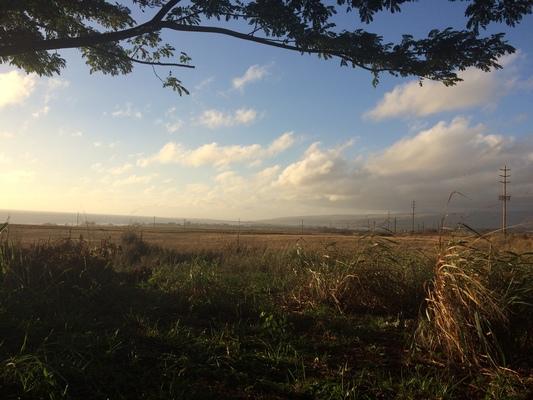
1, 0, 531, 94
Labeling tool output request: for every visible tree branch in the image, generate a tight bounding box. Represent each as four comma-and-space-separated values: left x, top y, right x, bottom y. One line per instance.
128, 56, 194, 68
151, 0, 182, 22
0, 24, 155, 57
160, 22, 376, 72
0, 1, 183, 57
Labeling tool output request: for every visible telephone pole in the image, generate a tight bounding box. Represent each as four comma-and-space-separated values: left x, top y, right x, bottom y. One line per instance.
411, 200, 416, 234
237, 218, 241, 247
499, 165, 511, 235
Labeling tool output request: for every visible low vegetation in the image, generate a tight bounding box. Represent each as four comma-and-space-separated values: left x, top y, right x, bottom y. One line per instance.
0, 229, 531, 399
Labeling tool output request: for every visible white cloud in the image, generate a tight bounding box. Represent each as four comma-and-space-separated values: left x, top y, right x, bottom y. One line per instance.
196, 108, 258, 129
0, 71, 36, 108
272, 118, 532, 211
232, 64, 269, 91
141, 118, 531, 218
137, 132, 295, 168
365, 117, 508, 178
32, 77, 69, 118
165, 120, 183, 133
277, 141, 352, 187
365, 56, 518, 120
266, 132, 295, 155
109, 163, 133, 175
93, 140, 118, 149
195, 76, 215, 91
113, 174, 154, 186
110, 103, 142, 119
45, 78, 70, 92
71, 131, 83, 137
234, 108, 257, 125
32, 105, 50, 118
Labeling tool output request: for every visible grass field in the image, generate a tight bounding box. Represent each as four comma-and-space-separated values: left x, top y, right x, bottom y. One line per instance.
0, 225, 531, 399
7, 223, 532, 253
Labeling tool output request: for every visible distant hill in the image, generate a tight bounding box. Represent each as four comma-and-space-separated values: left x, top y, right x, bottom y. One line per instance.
257, 210, 533, 232
1, 208, 531, 232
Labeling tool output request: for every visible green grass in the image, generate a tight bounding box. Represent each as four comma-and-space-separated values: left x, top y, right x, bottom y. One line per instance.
0, 232, 531, 399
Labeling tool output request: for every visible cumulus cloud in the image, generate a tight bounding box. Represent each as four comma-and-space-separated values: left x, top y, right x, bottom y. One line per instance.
366, 117, 510, 179
272, 118, 532, 211
365, 55, 519, 120
276, 142, 351, 187
234, 108, 257, 125
197, 108, 258, 129
266, 132, 295, 155
137, 131, 294, 168
0, 71, 36, 108
232, 64, 269, 91
138, 119, 531, 218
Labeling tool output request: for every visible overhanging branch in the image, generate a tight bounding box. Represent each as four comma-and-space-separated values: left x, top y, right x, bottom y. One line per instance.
128, 56, 195, 68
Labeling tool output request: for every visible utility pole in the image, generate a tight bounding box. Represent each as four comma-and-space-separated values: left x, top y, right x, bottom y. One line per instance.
237, 218, 241, 247
411, 200, 416, 234
499, 165, 511, 235
153, 216, 156, 228
387, 211, 390, 231
394, 217, 397, 234
301, 219, 304, 235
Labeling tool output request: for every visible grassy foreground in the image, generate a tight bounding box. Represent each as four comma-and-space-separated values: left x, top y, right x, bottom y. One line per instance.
0, 231, 531, 399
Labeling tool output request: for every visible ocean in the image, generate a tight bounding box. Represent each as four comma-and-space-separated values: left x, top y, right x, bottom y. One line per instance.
0, 209, 184, 226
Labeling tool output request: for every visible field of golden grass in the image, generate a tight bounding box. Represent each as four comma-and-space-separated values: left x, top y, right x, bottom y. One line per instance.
5, 223, 456, 253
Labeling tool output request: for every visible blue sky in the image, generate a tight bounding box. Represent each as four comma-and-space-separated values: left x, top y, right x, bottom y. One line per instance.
0, 2, 532, 219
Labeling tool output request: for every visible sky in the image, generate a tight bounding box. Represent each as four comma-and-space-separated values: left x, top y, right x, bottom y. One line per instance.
0, 1, 532, 220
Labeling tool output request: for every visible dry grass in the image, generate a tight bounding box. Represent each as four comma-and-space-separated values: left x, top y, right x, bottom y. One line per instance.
0, 229, 530, 399
415, 238, 533, 370
5, 223, 459, 253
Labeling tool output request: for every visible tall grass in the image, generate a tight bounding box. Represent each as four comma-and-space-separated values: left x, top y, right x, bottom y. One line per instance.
288, 236, 433, 319
0, 232, 530, 399
415, 239, 533, 369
